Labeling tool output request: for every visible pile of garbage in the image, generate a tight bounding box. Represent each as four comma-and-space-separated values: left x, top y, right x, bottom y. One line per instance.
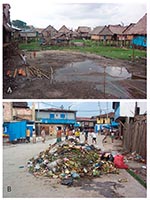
27, 139, 119, 185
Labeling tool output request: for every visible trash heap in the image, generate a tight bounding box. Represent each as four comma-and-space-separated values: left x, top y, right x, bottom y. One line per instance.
27, 139, 119, 185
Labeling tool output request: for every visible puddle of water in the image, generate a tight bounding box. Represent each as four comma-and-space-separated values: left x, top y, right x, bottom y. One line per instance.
55, 60, 132, 82
105, 66, 131, 79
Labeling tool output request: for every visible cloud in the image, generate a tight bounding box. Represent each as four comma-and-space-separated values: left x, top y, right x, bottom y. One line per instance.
3, 1, 146, 29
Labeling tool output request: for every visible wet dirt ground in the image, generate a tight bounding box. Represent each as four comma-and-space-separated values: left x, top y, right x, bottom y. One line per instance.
3, 50, 146, 99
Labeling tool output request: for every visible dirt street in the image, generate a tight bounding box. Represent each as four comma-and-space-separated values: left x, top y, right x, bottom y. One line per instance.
3, 134, 146, 198
3, 50, 146, 99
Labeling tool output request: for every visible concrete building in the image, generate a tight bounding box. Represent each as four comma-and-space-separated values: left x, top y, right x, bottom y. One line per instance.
35, 108, 77, 135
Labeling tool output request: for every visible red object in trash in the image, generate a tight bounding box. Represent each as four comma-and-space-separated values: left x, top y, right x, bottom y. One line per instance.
114, 155, 128, 169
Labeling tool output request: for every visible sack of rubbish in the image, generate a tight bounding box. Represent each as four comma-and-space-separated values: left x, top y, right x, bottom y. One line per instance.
61, 177, 73, 186
47, 159, 62, 170
114, 155, 128, 169
101, 152, 114, 162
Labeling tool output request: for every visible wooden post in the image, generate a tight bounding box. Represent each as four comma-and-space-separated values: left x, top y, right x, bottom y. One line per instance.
103, 66, 106, 98
132, 44, 135, 62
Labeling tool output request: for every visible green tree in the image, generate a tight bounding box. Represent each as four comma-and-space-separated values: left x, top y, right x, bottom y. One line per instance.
12, 20, 28, 29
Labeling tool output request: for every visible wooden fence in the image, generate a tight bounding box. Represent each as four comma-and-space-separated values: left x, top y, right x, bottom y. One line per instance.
123, 115, 147, 159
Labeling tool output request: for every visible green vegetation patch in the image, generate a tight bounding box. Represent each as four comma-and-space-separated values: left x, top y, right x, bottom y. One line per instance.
19, 40, 146, 61
126, 169, 147, 188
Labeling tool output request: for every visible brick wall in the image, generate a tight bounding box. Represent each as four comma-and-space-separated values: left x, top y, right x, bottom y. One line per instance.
3, 102, 13, 122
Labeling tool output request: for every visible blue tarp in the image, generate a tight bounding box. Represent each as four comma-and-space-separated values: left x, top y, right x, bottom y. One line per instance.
132, 36, 147, 47
101, 121, 119, 130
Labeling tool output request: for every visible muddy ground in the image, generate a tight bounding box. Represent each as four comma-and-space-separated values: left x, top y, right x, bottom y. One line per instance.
3, 50, 146, 99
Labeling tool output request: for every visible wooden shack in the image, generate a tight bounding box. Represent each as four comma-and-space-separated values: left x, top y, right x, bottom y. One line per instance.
90, 26, 113, 41
125, 14, 147, 37
19, 31, 37, 43
41, 25, 58, 38
108, 24, 126, 41
76, 26, 91, 39
122, 23, 135, 41
123, 14, 147, 49
58, 25, 70, 34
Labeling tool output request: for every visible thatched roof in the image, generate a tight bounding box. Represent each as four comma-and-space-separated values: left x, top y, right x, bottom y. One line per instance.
122, 23, 135, 34
58, 25, 70, 33
35, 28, 44, 34
90, 26, 104, 35
42, 25, 58, 35
108, 24, 126, 35
77, 26, 91, 33
72, 30, 80, 37
124, 14, 147, 35
90, 26, 113, 36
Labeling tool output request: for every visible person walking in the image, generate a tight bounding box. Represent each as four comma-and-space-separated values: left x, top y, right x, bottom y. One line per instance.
41, 127, 46, 143
110, 129, 115, 143
65, 127, 69, 140
91, 131, 97, 144
84, 127, 89, 143
102, 128, 108, 143
75, 128, 80, 141
26, 127, 30, 143
56, 127, 62, 143
32, 128, 36, 144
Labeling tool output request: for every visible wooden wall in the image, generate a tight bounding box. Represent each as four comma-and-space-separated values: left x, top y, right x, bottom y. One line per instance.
123, 115, 147, 159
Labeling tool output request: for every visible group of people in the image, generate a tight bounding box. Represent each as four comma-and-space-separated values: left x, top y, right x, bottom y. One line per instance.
26, 127, 46, 144
26, 126, 117, 145
62, 127, 97, 144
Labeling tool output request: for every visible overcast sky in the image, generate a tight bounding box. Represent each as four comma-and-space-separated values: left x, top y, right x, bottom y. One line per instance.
3, 0, 147, 30
28, 101, 114, 117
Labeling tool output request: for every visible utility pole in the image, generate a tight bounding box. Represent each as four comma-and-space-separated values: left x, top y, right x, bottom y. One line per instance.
98, 102, 101, 116
106, 102, 108, 121
37, 102, 40, 136
32, 102, 35, 121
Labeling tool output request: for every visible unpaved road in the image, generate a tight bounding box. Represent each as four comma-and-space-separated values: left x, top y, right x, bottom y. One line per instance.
3, 50, 146, 99
3, 134, 146, 198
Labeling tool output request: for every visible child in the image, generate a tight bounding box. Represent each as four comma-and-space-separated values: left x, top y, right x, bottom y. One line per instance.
91, 131, 97, 144
75, 128, 80, 141
84, 128, 89, 143
26, 128, 30, 143
41, 127, 46, 143
32, 129, 36, 144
